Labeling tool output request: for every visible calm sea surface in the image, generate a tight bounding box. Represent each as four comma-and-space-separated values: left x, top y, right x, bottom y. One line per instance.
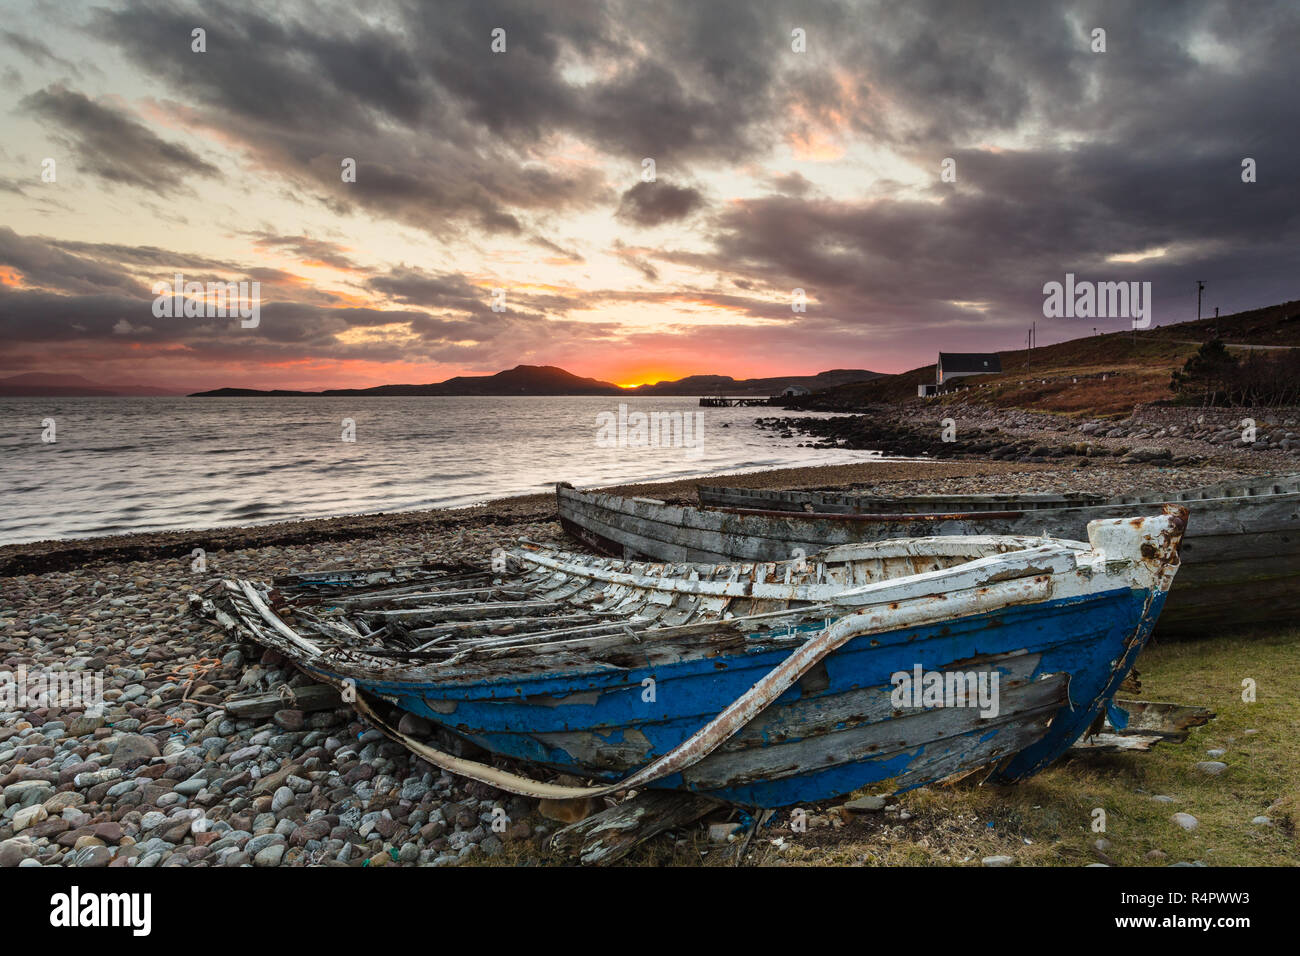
0, 396, 879, 545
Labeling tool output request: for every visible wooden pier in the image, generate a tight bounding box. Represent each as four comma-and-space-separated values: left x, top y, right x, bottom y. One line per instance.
699, 396, 771, 407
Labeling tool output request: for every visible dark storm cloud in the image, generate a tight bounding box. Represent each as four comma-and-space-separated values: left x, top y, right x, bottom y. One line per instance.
643, 0, 1300, 345
366, 267, 491, 314
0, 229, 599, 367
800, 0, 1300, 166
0, 227, 144, 296
20, 86, 221, 193
6, 0, 1300, 374
88, 0, 613, 235
616, 181, 706, 227
86, 0, 830, 235
84, 0, 1299, 270
405, 0, 808, 160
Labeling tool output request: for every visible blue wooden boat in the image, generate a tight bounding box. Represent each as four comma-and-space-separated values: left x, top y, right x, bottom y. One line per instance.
197, 509, 1186, 808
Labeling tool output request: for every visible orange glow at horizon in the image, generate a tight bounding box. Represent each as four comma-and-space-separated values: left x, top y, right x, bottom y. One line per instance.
615, 379, 659, 388
602, 363, 691, 389
563, 347, 832, 388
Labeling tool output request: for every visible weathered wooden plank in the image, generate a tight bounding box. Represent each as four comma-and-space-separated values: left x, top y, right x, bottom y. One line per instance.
368, 599, 567, 621
1068, 697, 1215, 753
681, 673, 1069, 789
534, 651, 1050, 768
701, 473, 1300, 513
1070, 732, 1166, 752
560, 485, 1052, 564
225, 682, 342, 718
1105, 699, 1215, 739
549, 790, 720, 865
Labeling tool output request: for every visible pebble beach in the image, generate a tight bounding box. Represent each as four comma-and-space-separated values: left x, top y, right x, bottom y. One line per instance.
0, 452, 1277, 868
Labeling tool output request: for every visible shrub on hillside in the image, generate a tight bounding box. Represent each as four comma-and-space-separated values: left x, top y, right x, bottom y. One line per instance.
1170, 339, 1300, 406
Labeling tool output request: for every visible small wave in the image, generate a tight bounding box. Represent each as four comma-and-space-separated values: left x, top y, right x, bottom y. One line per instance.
228, 502, 276, 516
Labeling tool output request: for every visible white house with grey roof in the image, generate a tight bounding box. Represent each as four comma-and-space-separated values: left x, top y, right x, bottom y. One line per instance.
918, 352, 1002, 397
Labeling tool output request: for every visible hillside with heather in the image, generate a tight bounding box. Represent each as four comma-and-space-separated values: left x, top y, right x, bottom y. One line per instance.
808, 300, 1300, 417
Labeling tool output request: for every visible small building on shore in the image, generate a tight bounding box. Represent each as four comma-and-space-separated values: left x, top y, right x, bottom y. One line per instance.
918, 352, 1002, 397
938, 352, 1001, 384
779, 384, 811, 397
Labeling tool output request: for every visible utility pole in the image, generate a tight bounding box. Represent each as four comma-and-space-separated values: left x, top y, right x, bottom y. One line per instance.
1196, 280, 1205, 322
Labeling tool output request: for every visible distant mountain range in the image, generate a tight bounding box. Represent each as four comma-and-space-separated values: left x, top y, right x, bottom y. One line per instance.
623, 368, 884, 396
0, 365, 882, 398
187, 365, 883, 397
0, 373, 180, 397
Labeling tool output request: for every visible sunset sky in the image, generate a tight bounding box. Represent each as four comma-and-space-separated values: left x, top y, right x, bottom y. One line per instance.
1, 0, 1297, 391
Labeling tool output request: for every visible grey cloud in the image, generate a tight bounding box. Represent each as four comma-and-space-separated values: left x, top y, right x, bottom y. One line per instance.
530, 235, 585, 263
248, 232, 360, 271
611, 240, 659, 281
87, 0, 813, 236
367, 267, 491, 313
6, 0, 1300, 375
765, 171, 815, 197
20, 86, 220, 192
616, 181, 706, 227
0, 227, 144, 296
49, 239, 242, 272
2, 30, 82, 75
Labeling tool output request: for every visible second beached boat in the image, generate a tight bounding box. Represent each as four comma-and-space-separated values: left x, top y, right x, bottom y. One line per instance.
557, 474, 1300, 634
196, 509, 1185, 807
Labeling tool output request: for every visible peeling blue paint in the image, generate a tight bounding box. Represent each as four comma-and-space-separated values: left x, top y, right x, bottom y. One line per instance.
306, 583, 1161, 806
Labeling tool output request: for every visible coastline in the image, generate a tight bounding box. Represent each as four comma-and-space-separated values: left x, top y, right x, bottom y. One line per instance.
0, 455, 1253, 575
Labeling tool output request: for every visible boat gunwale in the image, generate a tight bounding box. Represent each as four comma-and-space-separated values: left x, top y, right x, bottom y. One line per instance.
695, 471, 1300, 514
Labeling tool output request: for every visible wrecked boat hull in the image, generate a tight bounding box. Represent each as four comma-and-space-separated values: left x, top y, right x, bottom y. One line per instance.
345, 590, 1161, 806
558, 475, 1300, 634
199, 512, 1184, 808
